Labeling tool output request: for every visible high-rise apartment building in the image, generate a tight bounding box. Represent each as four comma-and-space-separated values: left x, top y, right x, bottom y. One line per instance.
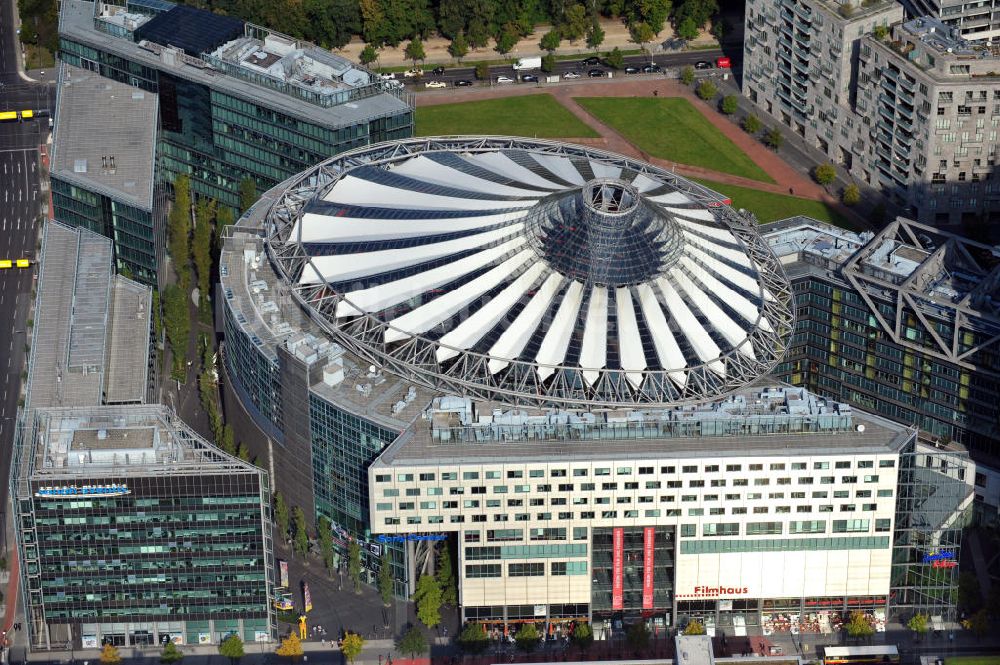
763, 216, 1000, 521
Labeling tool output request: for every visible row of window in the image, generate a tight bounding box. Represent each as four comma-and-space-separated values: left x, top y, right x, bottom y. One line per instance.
465, 561, 588, 579
383, 510, 891, 527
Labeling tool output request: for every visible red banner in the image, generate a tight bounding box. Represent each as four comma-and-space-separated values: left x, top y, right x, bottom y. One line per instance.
612, 528, 624, 610
642, 527, 655, 609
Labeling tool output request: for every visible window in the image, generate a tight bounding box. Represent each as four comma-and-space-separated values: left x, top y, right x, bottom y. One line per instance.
726, 464, 742, 472
864, 475, 879, 483
835, 461, 851, 469
419, 473, 436, 481
595, 468, 610, 476
770, 463, 786, 471
514, 485, 530, 493
464, 532, 481, 543
442, 472, 457, 481
732, 507, 747, 514
747, 522, 783, 535
661, 466, 676, 473
711, 479, 727, 487
754, 478, 770, 486
487, 529, 522, 542
406, 488, 421, 496
466, 564, 501, 578
879, 460, 895, 468
680, 524, 696, 537
646, 481, 662, 489
559, 484, 574, 492
375, 474, 390, 483
705, 465, 720, 472
573, 469, 588, 477
493, 486, 508, 494
753, 506, 769, 514
703, 523, 740, 536
832, 519, 870, 533
877, 489, 893, 498
617, 467, 632, 475
581, 483, 595, 491
814, 462, 829, 470
875, 519, 891, 532
812, 491, 828, 498
791, 463, 807, 470
624, 482, 638, 490
507, 470, 523, 479
682, 465, 698, 473
858, 461, 873, 469
529, 470, 544, 478
463, 472, 479, 480
486, 471, 501, 479
551, 561, 587, 576
790, 520, 825, 534
573, 527, 588, 540
749, 464, 764, 471
551, 469, 567, 477
639, 466, 654, 474
689, 480, 705, 488
602, 483, 618, 491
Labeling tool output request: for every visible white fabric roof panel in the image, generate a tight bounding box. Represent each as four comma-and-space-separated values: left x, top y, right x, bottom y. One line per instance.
487, 272, 564, 374
679, 255, 770, 332
580, 287, 608, 386
324, 174, 537, 210
615, 287, 647, 389
535, 280, 584, 381
636, 283, 687, 387
295, 209, 528, 243
655, 277, 726, 377
390, 155, 548, 198
465, 152, 566, 190
670, 268, 755, 360
530, 154, 586, 185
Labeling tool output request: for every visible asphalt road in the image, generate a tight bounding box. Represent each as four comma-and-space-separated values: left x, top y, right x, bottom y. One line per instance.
395, 48, 737, 88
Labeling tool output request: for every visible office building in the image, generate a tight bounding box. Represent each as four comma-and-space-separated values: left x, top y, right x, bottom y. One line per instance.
50, 63, 163, 284
220, 137, 973, 624
744, 0, 901, 165
12, 221, 275, 650
762, 216, 1000, 522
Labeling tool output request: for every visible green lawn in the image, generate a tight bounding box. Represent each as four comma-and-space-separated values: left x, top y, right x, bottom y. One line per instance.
690, 177, 858, 230
575, 97, 775, 183
415, 94, 600, 138
946, 659, 1000, 665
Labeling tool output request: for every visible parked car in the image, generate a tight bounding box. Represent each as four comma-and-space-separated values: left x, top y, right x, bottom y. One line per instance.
403, 68, 423, 77
624, 66, 639, 74
588, 68, 605, 77
581, 56, 601, 66
521, 74, 539, 82
454, 79, 473, 86
642, 63, 662, 73
694, 61, 713, 69
431, 66, 446, 75
563, 71, 582, 79
425, 80, 447, 88
379, 72, 396, 80
496, 75, 515, 83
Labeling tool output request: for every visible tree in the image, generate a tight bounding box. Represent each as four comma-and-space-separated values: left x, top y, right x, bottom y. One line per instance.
586, 19, 605, 51
160, 641, 183, 664
413, 574, 443, 628
378, 552, 394, 605
238, 176, 257, 212
541, 53, 556, 72
340, 633, 365, 664
813, 163, 837, 186
606, 46, 625, 69
448, 32, 469, 61
514, 623, 541, 652
906, 613, 928, 638
275, 633, 303, 662
626, 622, 650, 654
540, 29, 561, 53
842, 184, 861, 206
398, 626, 428, 659
495, 26, 518, 55
765, 127, 784, 150
742, 113, 762, 134
874, 24, 889, 40
959, 572, 983, 612
236, 442, 251, 462
274, 491, 290, 541
162, 283, 190, 382
562, 3, 588, 42
101, 644, 122, 665
846, 611, 874, 640
192, 197, 216, 313
684, 619, 706, 635
630, 22, 656, 59
458, 622, 489, 654
571, 622, 594, 651
318, 516, 334, 573
676, 16, 699, 40
218, 634, 245, 665
475, 62, 489, 80
404, 37, 426, 67
359, 44, 378, 67
436, 543, 457, 606
680, 65, 695, 85
168, 175, 191, 290
696, 79, 717, 101
674, 0, 719, 33
962, 609, 989, 638
348, 540, 363, 593
292, 506, 309, 558
721, 94, 739, 115
625, 0, 671, 33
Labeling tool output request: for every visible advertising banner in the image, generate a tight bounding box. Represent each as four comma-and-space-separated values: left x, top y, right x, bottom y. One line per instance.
612, 527, 624, 610
304, 582, 313, 612
279, 559, 289, 588
642, 527, 655, 610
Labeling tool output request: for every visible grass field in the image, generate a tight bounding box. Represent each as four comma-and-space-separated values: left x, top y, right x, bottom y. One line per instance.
575, 97, 775, 183
415, 94, 600, 138
946, 658, 1000, 665
23, 44, 55, 70
691, 177, 857, 230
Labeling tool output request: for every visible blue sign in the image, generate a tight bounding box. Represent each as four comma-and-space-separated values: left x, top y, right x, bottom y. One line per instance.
922, 550, 955, 563
35, 485, 130, 498
376, 534, 447, 543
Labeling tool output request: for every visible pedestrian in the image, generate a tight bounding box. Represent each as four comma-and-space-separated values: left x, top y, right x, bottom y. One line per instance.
653, 90, 659, 97
789, 187, 794, 195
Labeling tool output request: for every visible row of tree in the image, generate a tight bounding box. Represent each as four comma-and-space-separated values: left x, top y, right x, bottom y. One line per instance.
178, 0, 722, 56
100, 631, 314, 665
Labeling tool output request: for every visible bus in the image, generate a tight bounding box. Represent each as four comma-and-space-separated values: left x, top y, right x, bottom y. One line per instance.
0, 111, 17, 122
823, 646, 900, 665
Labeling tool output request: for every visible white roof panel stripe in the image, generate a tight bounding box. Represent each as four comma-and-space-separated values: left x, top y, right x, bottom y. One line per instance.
324, 175, 536, 210
681, 227, 753, 269
488, 272, 564, 374
685, 244, 765, 298
615, 287, 647, 389
531, 154, 586, 185
679, 255, 771, 332
466, 153, 566, 190
436, 263, 549, 363
636, 284, 687, 387
588, 160, 621, 179
384, 250, 535, 343
297, 210, 528, 243
299, 224, 524, 284
656, 277, 726, 377
535, 281, 584, 381
647, 191, 693, 204
580, 287, 608, 386
631, 173, 661, 193
390, 155, 546, 198
670, 268, 755, 360
335, 237, 527, 317
664, 206, 716, 221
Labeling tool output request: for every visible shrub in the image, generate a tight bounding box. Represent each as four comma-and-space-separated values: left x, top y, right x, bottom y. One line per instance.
742, 114, 762, 134
696, 80, 717, 101
813, 163, 837, 186
680, 65, 695, 85
764, 127, 784, 150
721, 94, 739, 115
842, 184, 861, 206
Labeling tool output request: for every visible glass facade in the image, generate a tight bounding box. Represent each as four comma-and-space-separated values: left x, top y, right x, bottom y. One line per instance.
19, 471, 274, 649
591, 526, 674, 623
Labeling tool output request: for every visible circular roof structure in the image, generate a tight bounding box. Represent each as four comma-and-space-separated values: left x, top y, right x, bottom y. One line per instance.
265, 137, 794, 408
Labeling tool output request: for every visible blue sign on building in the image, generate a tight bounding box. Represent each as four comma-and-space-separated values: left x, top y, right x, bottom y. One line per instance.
376, 534, 447, 544
35, 485, 131, 498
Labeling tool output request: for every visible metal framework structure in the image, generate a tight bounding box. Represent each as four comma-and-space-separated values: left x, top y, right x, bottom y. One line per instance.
842, 218, 1000, 371
261, 137, 795, 409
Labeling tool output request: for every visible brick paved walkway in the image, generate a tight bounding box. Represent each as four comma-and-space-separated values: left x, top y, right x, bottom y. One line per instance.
417, 78, 866, 227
